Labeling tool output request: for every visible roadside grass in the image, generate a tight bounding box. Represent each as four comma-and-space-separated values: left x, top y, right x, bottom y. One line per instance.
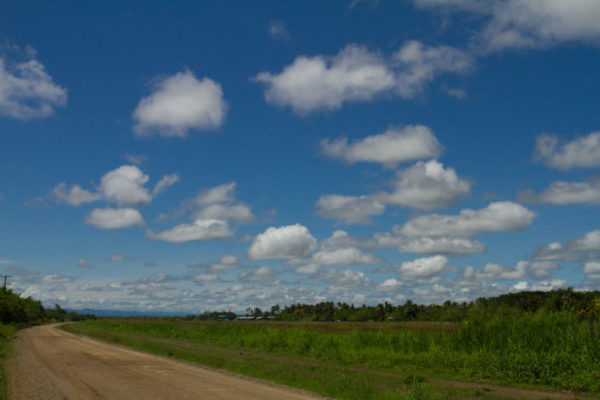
0, 323, 17, 400
62, 322, 503, 400
61, 311, 600, 399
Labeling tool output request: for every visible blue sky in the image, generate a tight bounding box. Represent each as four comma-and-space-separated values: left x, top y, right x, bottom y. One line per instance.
1, 0, 600, 312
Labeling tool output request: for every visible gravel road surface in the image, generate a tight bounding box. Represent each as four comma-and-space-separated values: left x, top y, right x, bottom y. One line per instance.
7, 324, 325, 400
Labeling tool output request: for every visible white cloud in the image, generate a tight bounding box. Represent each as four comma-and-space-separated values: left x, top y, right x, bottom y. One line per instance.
535, 132, 600, 170
188, 182, 255, 224
194, 203, 255, 224
393, 40, 473, 97
377, 278, 403, 291
584, 261, 600, 279
253, 42, 472, 114
311, 247, 380, 265
191, 273, 218, 283
400, 201, 536, 237
51, 183, 100, 206
319, 230, 369, 251
0, 52, 67, 120
239, 266, 279, 285
464, 260, 560, 280
376, 160, 470, 209
99, 165, 152, 207
51, 165, 175, 210
530, 261, 561, 278
190, 255, 241, 273
152, 174, 180, 196
318, 228, 484, 255
148, 219, 232, 243
248, 224, 317, 261
534, 229, 600, 261
526, 180, 600, 205
321, 125, 443, 166
465, 262, 527, 280
76, 258, 93, 269
268, 20, 290, 41
133, 70, 227, 137
397, 255, 448, 279
313, 267, 373, 289
85, 208, 143, 229
415, 0, 600, 52
316, 194, 385, 224
529, 279, 567, 291
374, 233, 485, 255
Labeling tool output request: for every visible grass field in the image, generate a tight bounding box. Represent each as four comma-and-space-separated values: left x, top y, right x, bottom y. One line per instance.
61, 310, 600, 400
0, 323, 16, 400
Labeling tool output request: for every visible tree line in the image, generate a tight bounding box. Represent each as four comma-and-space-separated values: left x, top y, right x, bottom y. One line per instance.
0, 288, 95, 326
183, 288, 600, 322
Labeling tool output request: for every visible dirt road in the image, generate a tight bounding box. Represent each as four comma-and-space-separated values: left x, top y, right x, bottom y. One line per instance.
7, 324, 325, 400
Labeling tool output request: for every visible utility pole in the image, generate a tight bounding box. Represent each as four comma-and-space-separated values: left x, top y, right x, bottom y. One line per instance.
0, 275, 10, 292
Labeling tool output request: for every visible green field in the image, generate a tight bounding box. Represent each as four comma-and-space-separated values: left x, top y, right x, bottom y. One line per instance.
61, 310, 600, 400
0, 323, 16, 400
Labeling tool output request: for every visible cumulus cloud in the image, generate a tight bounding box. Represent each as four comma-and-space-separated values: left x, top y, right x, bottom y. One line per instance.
239, 266, 280, 285
373, 232, 485, 255
415, 0, 600, 52
522, 180, 600, 205
377, 278, 403, 291
513, 279, 566, 292
463, 260, 560, 281
311, 267, 373, 289
534, 229, 600, 262
375, 160, 470, 209
321, 125, 443, 166
316, 194, 385, 224
0, 48, 67, 120
133, 70, 227, 137
187, 182, 255, 224
99, 165, 152, 207
253, 42, 472, 114
152, 182, 254, 243
583, 261, 600, 279
148, 219, 232, 243
310, 247, 380, 265
393, 40, 473, 97
51, 165, 176, 213
189, 254, 242, 273
534, 131, 600, 170
248, 224, 317, 261
397, 255, 448, 279
51, 183, 101, 206
85, 208, 144, 229
400, 201, 536, 237
318, 228, 484, 256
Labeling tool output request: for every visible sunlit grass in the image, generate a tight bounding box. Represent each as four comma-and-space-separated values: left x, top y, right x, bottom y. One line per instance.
62, 311, 600, 398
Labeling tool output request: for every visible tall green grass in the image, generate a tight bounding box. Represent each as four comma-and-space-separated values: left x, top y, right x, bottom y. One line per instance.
64, 310, 600, 394
0, 323, 17, 400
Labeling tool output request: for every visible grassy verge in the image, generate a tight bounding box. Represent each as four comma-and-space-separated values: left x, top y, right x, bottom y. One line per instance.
0, 323, 17, 400
61, 315, 599, 399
